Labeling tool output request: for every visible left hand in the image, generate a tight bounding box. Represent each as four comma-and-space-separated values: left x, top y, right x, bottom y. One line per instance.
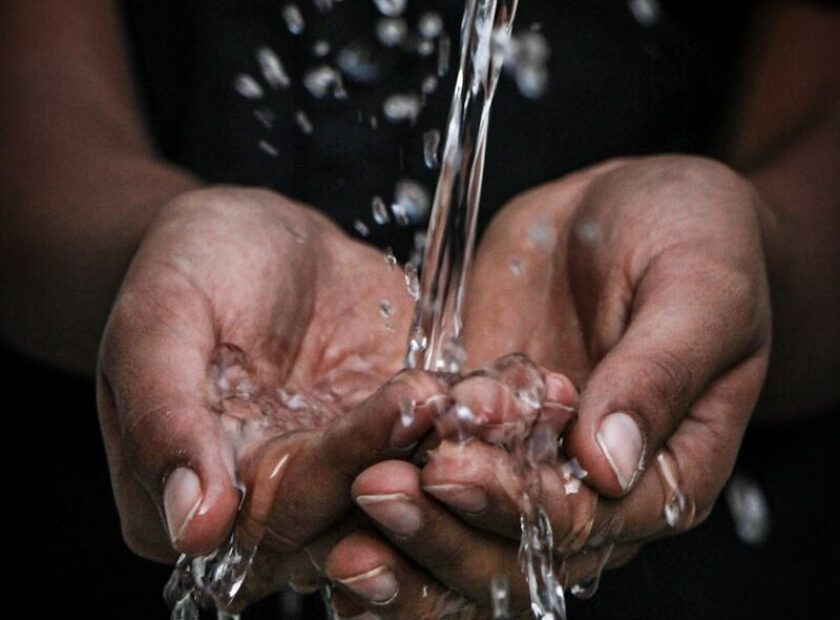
324, 155, 773, 617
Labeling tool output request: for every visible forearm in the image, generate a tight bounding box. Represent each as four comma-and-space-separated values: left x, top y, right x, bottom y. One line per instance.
724, 2, 840, 418
0, 0, 199, 373
748, 105, 840, 418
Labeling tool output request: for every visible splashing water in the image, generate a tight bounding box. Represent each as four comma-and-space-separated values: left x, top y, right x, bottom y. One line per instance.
404, 0, 569, 617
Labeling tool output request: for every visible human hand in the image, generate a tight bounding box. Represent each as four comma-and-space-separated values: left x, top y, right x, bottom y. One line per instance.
95, 187, 446, 605
324, 156, 772, 616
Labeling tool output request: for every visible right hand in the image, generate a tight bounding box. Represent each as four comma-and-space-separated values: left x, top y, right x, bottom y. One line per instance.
96, 187, 446, 603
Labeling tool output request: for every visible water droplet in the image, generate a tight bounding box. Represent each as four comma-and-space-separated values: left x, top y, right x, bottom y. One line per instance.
294, 109, 313, 134
353, 219, 370, 237
418, 12, 444, 39
562, 458, 588, 480
314, 0, 333, 13
508, 257, 524, 276
575, 219, 602, 245
253, 107, 276, 128
379, 299, 394, 318
423, 129, 441, 169
384, 251, 398, 272
726, 473, 771, 545
282, 4, 305, 35
393, 179, 431, 225
437, 34, 451, 76
256, 47, 290, 89
372, 196, 390, 224
337, 42, 383, 84
528, 220, 554, 249
490, 574, 510, 619
233, 74, 263, 100
376, 17, 408, 47
515, 64, 548, 99
422, 75, 439, 95
369, 115, 379, 129
503, 32, 550, 99
655, 451, 687, 528
372, 0, 406, 18
628, 0, 661, 27
404, 263, 420, 300
399, 397, 416, 427
312, 40, 331, 57
416, 39, 435, 56
258, 140, 279, 157
383, 93, 422, 124
303, 65, 347, 99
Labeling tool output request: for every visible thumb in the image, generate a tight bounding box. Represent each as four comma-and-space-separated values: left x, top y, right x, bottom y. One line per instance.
565, 252, 768, 496
240, 369, 449, 552
99, 286, 240, 557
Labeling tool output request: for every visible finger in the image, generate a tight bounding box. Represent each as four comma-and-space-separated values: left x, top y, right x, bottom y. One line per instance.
325, 530, 482, 620
587, 354, 768, 543
421, 440, 599, 553
351, 460, 531, 612
239, 369, 450, 551
566, 244, 769, 496
445, 364, 577, 445
99, 286, 240, 556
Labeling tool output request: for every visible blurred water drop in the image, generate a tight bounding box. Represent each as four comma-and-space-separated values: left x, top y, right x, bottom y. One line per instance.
508, 257, 524, 276
503, 32, 550, 99
379, 299, 394, 318
253, 108, 276, 128
233, 74, 264, 100
423, 129, 441, 169
372, 196, 390, 224
418, 12, 444, 39
294, 110, 313, 134
393, 179, 431, 224
282, 4, 305, 34
384, 249, 398, 269
422, 75, 439, 95
726, 473, 771, 545
416, 39, 435, 56
312, 40, 331, 57
353, 219, 370, 237
258, 140, 279, 157
376, 17, 408, 47
256, 47, 291, 89
383, 93, 422, 123
303, 65, 347, 99
628, 0, 661, 26
373, 0, 407, 18
437, 34, 451, 76
314, 0, 333, 13
337, 42, 383, 84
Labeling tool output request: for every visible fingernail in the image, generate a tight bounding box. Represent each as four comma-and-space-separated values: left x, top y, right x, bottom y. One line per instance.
423, 483, 488, 514
596, 412, 644, 492
356, 493, 422, 536
545, 373, 570, 403
163, 467, 203, 545
336, 565, 399, 604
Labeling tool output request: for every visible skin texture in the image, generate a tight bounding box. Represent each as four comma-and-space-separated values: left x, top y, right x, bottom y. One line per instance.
1, 0, 837, 617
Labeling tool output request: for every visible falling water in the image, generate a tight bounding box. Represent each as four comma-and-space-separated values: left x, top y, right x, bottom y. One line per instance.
405, 0, 568, 618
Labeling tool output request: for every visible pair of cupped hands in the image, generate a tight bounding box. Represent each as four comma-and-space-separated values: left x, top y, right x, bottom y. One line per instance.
97, 156, 771, 618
